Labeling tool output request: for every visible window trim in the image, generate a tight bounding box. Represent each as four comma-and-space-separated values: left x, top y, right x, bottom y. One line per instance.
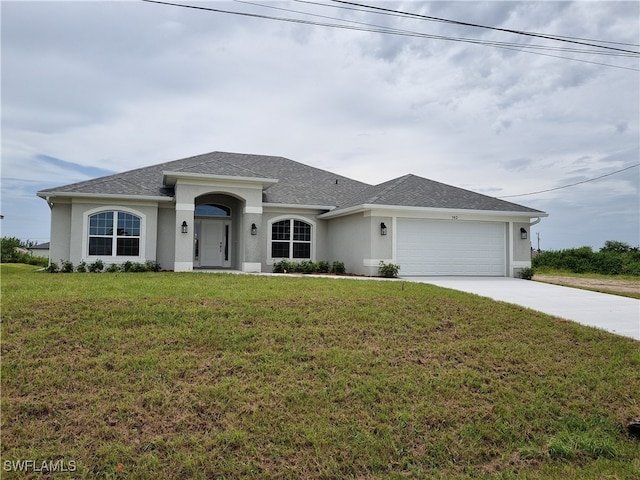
267, 216, 316, 264
83, 206, 146, 261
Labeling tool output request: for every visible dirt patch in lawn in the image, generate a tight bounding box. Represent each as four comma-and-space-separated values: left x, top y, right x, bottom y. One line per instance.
534, 275, 640, 296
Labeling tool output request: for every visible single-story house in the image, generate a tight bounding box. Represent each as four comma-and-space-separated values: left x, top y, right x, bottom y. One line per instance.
29, 242, 50, 259
37, 151, 547, 276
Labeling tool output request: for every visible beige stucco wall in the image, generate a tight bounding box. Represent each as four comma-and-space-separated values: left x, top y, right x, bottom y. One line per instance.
48, 200, 72, 264
156, 204, 175, 271
513, 222, 532, 261
511, 221, 533, 277
326, 213, 373, 275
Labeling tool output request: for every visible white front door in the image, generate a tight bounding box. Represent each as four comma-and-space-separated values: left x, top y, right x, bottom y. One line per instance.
199, 220, 229, 267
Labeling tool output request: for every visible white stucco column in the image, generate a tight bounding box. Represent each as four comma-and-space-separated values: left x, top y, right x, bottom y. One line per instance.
174, 201, 194, 272
242, 206, 262, 273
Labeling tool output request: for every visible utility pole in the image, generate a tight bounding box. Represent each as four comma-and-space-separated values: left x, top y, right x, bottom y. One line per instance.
536, 232, 541, 252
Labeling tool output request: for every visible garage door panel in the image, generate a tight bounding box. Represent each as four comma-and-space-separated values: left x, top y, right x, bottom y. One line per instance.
397, 219, 505, 276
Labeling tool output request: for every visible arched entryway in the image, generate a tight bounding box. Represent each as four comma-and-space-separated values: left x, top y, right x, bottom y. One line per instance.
194, 193, 243, 269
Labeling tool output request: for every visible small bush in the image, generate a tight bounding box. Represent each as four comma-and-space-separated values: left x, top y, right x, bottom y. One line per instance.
296, 261, 317, 274
122, 261, 134, 272
129, 262, 149, 272
88, 259, 104, 273
105, 263, 122, 273
316, 260, 330, 274
378, 261, 400, 278
146, 260, 162, 272
331, 261, 346, 274
273, 259, 293, 273
60, 260, 75, 273
519, 267, 535, 280
46, 262, 59, 273
76, 261, 87, 273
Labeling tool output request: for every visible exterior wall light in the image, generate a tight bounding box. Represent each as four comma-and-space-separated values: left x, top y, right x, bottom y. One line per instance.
520, 227, 527, 240
380, 222, 387, 235
251, 223, 257, 235
181, 221, 188, 234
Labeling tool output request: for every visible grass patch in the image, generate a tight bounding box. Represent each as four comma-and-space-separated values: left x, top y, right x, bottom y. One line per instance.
533, 267, 640, 282
2, 268, 639, 479
532, 269, 640, 299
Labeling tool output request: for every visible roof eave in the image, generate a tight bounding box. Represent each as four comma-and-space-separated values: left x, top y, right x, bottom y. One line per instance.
262, 202, 336, 211
36, 191, 174, 202
163, 170, 279, 187
319, 204, 548, 219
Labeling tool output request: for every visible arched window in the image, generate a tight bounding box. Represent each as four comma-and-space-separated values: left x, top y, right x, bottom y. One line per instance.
88, 211, 141, 256
271, 219, 312, 259
195, 204, 231, 217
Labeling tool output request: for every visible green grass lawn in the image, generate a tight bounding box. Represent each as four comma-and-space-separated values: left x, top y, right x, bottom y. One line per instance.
1, 266, 639, 479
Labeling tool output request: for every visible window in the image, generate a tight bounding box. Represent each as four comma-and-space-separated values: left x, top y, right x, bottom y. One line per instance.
195, 204, 231, 217
271, 219, 312, 259
88, 211, 141, 256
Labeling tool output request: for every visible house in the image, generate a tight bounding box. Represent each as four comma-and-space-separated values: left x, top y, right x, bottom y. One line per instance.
36, 151, 547, 276
29, 242, 50, 259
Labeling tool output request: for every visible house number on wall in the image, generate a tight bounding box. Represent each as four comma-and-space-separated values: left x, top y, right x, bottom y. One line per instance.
451, 216, 459, 220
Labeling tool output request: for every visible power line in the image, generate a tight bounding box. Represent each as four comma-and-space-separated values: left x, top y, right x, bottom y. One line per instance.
142, 0, 640, 71
302, 0, 640, 48
497, 163, 640, 198
330, 0, 640, 55
246, 0, 636, 57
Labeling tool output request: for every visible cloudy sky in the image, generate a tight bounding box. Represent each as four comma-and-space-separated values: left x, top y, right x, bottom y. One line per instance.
2, 0, 639, 251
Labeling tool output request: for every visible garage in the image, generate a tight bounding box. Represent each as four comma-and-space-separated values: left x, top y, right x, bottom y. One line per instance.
397, 218, 506, 276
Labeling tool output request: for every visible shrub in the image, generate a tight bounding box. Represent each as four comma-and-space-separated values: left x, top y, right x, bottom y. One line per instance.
60, 260, 74, 273
519, 267, 534, 280
297, 261, 317, 274
76, 261, 87, 273
533, 242, 640, 276
88, 259, 104, 273
316, 260, 330, 274
46, 261, 59, 273
129, 262, 149, 272
105, 263, 122, 273
1, 237, 22, 263
273, 259, 294, 273
146, 260, 162, 272
331, 261, 346, 274
122, 261, 134, 272
378, 261, 400, 278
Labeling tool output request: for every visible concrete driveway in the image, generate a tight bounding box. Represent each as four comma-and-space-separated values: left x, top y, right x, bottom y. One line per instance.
404, 277, 640, 341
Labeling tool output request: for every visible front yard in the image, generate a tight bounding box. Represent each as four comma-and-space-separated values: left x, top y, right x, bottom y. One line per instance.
1, 265, 639, 479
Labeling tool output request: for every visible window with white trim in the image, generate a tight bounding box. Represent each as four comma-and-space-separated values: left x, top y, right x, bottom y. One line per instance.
88, 211, 141, 256
271, 219, 312, 259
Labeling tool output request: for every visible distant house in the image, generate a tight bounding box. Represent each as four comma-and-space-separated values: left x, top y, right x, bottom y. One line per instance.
37, 151, 547, 276
29, 242, 50, 259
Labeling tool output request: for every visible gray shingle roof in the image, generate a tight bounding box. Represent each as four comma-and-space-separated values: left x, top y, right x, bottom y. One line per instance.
37, 151, 544, 214
332, 174, 544, 213
37, 151, 370, 206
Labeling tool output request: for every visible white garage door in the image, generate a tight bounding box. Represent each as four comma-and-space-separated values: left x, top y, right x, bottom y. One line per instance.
397, 218, 506, 276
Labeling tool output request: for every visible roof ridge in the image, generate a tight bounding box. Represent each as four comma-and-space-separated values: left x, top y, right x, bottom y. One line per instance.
368, 174, 413, 203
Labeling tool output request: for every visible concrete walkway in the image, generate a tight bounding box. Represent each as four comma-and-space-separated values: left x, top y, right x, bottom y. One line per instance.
404, 277, 640, 341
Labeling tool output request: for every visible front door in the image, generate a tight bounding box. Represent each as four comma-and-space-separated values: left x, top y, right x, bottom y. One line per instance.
199, 220, 230, 267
